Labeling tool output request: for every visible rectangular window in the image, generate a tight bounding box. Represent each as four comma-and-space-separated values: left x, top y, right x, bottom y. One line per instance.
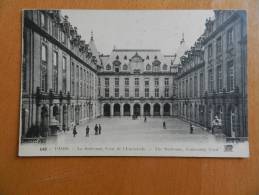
186, 80, 188, 98
155, 88, 159, 97
41, 44, 47, 62
208, 69, 214, 93
208, 44, 213, 60
135, 88, 139, 97
155, 78, 159, 86
144, 79, 149, 87
105, 88, 109, 97
227, 61, 234, 91
53, 51, 58, 93
216, 36, 222, 54
115, 88, 119, 97
165, 88, 169, 97
190, 78, 193, 97
40, 12, 47, 29
125, 88, 129, 97
105, 78, 109, 87
227, 28, 233, 48
194, 76, 198, 97
200, 73, 204, 96
164, 78, 169, 86
145, 88, 149, 98
125, 78, 129, 86
135, 78, 139, 86
216, 65, 223, 92
62, 56, 67, 93
61, 31, 66, 44
115, 78, 119, 87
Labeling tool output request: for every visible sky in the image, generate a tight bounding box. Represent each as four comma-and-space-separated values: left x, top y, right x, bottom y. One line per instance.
62, 10, 214, 55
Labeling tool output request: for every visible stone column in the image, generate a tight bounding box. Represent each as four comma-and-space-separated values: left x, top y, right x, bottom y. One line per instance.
59, 105, 63, 129
170, 103, 173, 116
111, 103, 114, 116
160, 104, 163, 116
150, 104, 153, 116
121, 104, 124, 116
140, 104, 144, 116
101, 103, 104, 116
130, 103, 134, 116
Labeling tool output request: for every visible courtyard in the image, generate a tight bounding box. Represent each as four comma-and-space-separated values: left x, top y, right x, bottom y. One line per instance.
53, 117, 223, 145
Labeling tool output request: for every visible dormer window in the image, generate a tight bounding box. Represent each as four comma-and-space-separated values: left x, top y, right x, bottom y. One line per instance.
146, 64, 151, 71
163, 64, 168, 71
40, 12, 47, 30
146, 55, 149, 60
123, 64, 128, 70
124, 55, 127, 60
106, 64, 111, 70
154, 56, 157, 60
116, 55, 119, 60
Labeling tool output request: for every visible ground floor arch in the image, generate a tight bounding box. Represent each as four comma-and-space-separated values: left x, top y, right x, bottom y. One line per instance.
144, 103, 151, 116
133, 103, 140, 116
153, 103, 160, 116
103, 103, 111, 116
124, 104, 130, 116
163, 103, 170, 116
114, 103, 121, 116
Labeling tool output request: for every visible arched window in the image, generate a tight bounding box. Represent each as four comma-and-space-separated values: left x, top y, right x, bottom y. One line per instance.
106, 64, 111, 70
123, 64, 128, 70
124, 55, 127, 60
163, 64, 168, 70
146, 64, 151, 71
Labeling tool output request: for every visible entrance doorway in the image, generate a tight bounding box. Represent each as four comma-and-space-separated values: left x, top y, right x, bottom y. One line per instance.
133, 104, 140, 116
124, 104, 130, 116
144, 103, 150, 116
103, 104, 111, 116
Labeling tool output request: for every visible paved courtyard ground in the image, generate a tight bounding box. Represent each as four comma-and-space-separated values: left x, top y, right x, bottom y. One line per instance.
53, 117, 223, 145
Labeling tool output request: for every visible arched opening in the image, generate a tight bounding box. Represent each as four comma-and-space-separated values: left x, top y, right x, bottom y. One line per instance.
144, 103, 150, 116
63, 105, 68, 131
114, 103, 121, 116
103, 104, 111, 116
53, 105, 59, 121
163, 103, 170, 116
227, 105, 236, 137
133, 103, 140, 116
75, 105, 80, 125
153, 103, 160, 116
123, 104, 130, 116
40, 105, 49, 137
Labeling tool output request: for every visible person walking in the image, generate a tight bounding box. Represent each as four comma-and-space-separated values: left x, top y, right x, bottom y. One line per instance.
98, 124, 102, 135
144, 116, 147, 122
73, 125, 77, 137
94, 124, 98, 135
163, 121, 166, 129
190, 123, 194, 134
85, 125, 90, 137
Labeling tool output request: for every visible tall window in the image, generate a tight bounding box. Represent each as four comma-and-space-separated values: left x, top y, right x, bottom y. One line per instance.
40, 12, 47, 30
41, 44, 48, 92
145, 88, 149, 98
105, 88, 109, 97
155, 78, 159, 86
165, 88, 169, 97
135, 88, 139, 97
135, 78, 139, 86
194, 76, 198, 97
190, 78, 193, 97
62, 56, 67, 93
216, 65, 223, 92
105, 78, 109, 87
144, 79, 149, 87
155, 88, 159, 97
208, 69, 214, 93
115, 88, 119, 97
52, 22, 58, 39
71, 63, 75, 96
216, 36, 222, 54
179, 82, 181, 98
165, 78, 169, 86
115, 78, 119, 87
61, 31, 66, 44
125, 88, 129, 97
227, 28, 233, 48
53, 51, 58, 93
227, 61, 234, 91
125, 78, 129, 86
76, 66, 79, 96
208, 44, 213, 60
200, 73, 204, 96
186, 80, 188, 98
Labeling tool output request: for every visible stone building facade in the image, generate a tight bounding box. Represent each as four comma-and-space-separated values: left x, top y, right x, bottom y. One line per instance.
98, 49, 177, 117
21, 10, 101, 137
174, 10, 247, 138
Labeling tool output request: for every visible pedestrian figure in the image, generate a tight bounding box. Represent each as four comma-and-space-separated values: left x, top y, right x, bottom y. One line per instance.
94, 124, 98, 135
163, 121, 166, 129
190, 123, 194, 134
98, 124, 102, 135
73, 125, 77, 137
85, 125, 90, 137
144, 116, 147, 122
